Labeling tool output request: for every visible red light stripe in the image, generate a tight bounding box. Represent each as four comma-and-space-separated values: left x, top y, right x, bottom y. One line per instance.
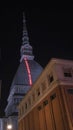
24, 58, 32, 85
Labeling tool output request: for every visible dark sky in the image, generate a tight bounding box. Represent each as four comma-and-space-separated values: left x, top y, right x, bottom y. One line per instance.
0, 5, 73, 116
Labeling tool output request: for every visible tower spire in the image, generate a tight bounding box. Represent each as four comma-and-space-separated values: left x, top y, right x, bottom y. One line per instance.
20, 12, 34, 62
22, 12, 29, 45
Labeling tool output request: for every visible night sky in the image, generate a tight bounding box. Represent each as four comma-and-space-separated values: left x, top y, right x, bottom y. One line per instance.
0, 5, 73, 116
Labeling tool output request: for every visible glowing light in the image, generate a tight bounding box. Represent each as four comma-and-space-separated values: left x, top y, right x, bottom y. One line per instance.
7, 124, 12, 129
24, 58, 32, 85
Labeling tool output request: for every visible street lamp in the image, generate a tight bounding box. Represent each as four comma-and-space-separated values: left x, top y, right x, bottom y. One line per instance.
7, 124, 12, 130
7, 117, 13, 130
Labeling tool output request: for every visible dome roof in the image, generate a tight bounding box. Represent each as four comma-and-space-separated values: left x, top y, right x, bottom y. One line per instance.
10, 60, 43, 89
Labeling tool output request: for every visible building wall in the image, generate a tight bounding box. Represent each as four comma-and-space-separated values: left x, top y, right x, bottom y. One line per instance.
18, 58, 73, 130
18, 85, 73, 130
0, 80, 2, 99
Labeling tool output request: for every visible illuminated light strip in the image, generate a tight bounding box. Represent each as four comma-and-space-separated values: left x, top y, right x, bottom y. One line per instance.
24, 58, 32, 86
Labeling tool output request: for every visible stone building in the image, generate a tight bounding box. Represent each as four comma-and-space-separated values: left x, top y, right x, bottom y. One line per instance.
18, 58, 73, 130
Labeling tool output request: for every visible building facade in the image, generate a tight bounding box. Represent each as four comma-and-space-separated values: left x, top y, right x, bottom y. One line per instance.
0, 80, 2, 99
18, 58, 73, 130
0, 80, 2, 116
0, 13, 43, 130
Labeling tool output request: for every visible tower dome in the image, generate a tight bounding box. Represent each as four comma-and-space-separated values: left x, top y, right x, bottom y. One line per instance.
5, 12, 43, 119
11, 60, 43, 88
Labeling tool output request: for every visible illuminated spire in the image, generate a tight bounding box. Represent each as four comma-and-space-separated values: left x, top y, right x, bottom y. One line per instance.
20, 12, 34, 62
22, 12, 29, 45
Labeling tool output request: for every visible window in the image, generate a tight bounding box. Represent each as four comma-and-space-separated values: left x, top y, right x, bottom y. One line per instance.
63, 67, 72, 78
36, 88, 40, 96
25, 103, 27, 109
38, 105, 42, 111
43, 100, 48, 106
49, 75, 54, 83
67, 89, 73, 94
41, 82, 46, 92
47, 73, 54, 84
50, 93, 56, 100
